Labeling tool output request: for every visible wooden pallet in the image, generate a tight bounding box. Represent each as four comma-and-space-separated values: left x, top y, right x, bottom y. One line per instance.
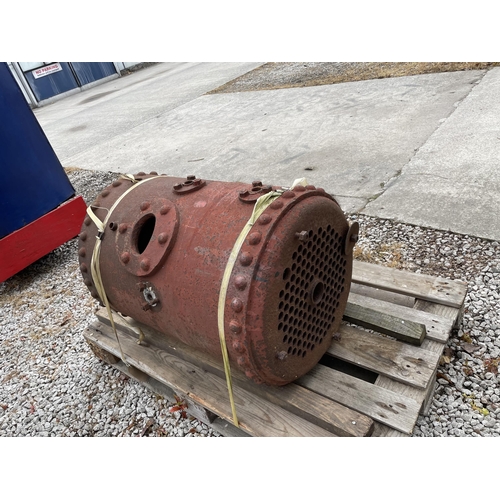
83, 260, 467, 437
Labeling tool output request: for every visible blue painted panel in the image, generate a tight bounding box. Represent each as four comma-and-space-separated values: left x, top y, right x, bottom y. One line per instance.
71, 62, 117, 86
0, 63, 75, 239
23, 62, 79, 102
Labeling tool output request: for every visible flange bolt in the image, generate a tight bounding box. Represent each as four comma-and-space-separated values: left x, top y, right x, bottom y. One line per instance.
295, 231, 309, 241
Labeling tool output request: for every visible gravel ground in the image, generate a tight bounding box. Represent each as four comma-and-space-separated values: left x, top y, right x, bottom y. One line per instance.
1, 167, 499, 437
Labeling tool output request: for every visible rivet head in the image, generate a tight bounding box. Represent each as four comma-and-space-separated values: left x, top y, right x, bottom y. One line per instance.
231, 298, 244, 313
229, 320, 242, 334
121, 252, 130, 264
234, 276, 247, 290
233, 340, 245, 354
118, 223, 128, 234
270, 200, 283, 210
317, 187, 325, 193
248, 232, 262, 245
112, 180, 122, 187
306, 185, 316, 190
282, 190, 295, 199
187, 175, 196, 181
252, 180, 262, 187
160, 205, 170, 215
78, 248, 86, 258
101, 190, 110, 198
150, 171, 158, 175
84, 216, 91, 226
173, 183, 183, 191
258, 214, 272, 225
158, 232, 169, 244
240, 252, 253, 266
137, 171, 146, 176
140, 201, 150, 211
140, 259, 151, 271
293, 185, 306, 192
79, 231, 87, 241
80, 263, 88, 273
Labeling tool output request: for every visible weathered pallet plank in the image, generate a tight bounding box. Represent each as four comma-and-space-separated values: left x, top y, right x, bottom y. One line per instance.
297, 364, 422, 434
347, 292, 454, 343
350, 282, 416, 308
413, 298, 464, 331
327, 324, 441, 389
372, 423, 409, 437
374, 337, 446, 418
84, 324, 336, 437
210, 417, 251, 437
95, 309, 374, 437
344, 300, 427, 345
412, 300, 462, 414
352, 261, 467, 308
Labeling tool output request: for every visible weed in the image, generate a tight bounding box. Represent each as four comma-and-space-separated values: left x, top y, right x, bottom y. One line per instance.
462, 331, 473, 343
484, 358, 499, 375
462, 360, 473, 376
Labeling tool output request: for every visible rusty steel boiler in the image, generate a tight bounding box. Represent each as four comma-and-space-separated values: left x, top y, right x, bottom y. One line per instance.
78, 173, 359, 386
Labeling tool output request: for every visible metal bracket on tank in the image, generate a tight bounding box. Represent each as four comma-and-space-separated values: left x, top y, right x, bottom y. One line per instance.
344, 221, 359, 255
172, 175, 206, 194
238, 181, 274, 204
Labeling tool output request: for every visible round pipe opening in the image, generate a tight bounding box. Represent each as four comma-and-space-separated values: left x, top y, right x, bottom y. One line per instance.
310, 280, 324, 305
134, 214, 156, 254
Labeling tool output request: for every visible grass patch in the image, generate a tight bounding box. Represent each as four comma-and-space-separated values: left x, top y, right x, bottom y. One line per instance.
209, 62, 500, 94
64, 166, 83, 173
353, 241, 405, 268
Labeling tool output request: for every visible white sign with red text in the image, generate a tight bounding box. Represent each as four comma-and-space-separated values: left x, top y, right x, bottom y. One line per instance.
32, 63, 63, 79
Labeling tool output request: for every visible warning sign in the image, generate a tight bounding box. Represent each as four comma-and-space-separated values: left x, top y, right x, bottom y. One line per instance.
32, 63, 63, 79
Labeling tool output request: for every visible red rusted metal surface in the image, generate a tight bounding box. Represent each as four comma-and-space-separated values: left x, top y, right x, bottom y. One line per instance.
78, 173, 357, 386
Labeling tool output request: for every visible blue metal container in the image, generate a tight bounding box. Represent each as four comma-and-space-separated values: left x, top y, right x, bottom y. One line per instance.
0, 62, 76, 239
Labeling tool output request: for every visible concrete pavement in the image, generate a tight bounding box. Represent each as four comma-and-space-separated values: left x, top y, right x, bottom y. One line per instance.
34, 62, 500, 241
363, 67, 500, 241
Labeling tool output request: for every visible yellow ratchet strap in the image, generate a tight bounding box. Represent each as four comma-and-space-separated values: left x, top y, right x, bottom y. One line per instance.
217, 178, 308, 427
86, 175, 158, 365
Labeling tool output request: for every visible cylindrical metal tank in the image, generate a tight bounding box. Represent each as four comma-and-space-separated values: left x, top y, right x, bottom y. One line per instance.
78, 173, 358, 386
